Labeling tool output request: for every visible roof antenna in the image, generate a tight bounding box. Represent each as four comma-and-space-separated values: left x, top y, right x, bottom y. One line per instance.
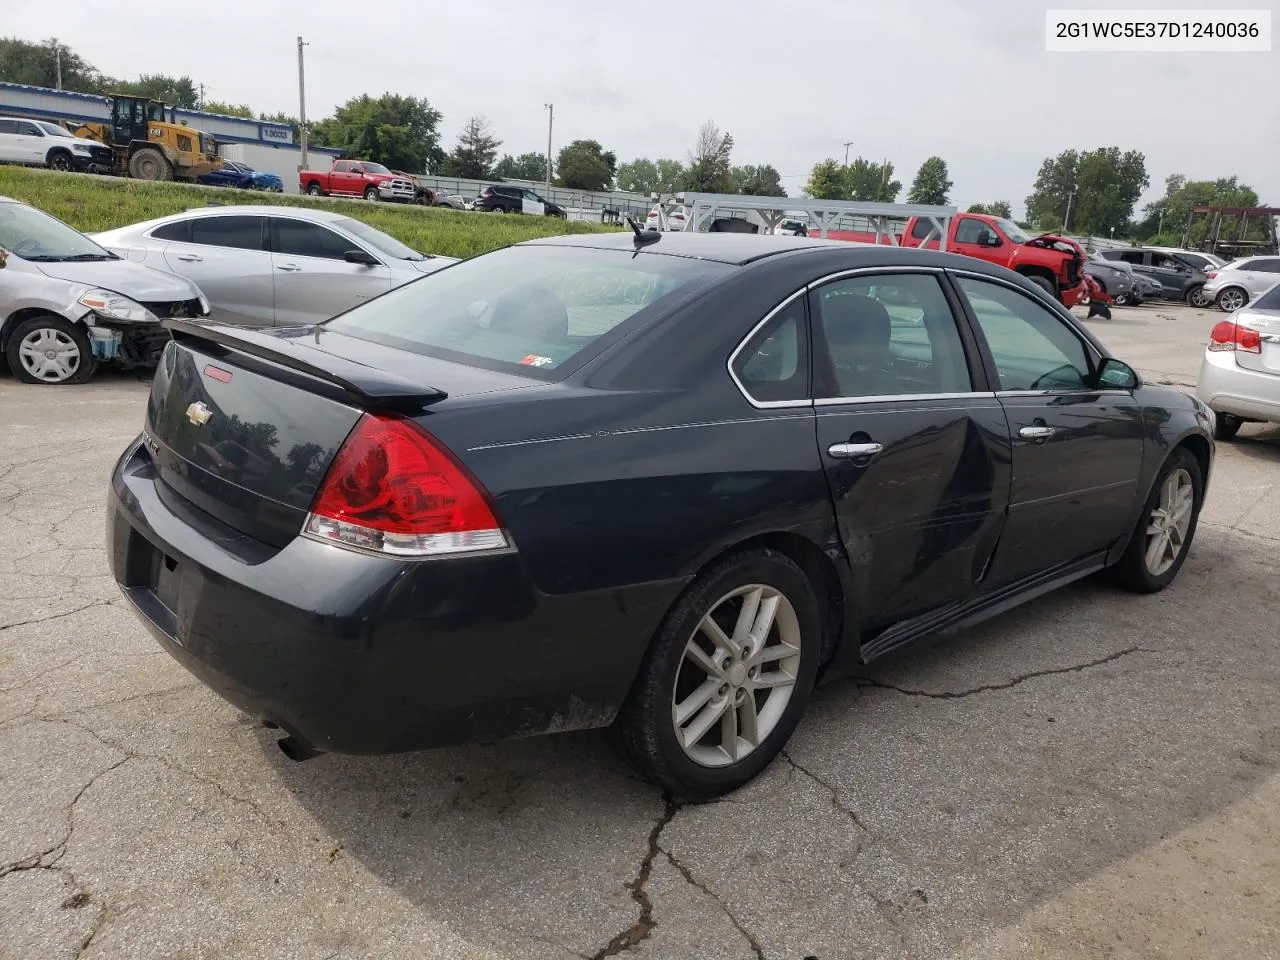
626, 216, 661, 246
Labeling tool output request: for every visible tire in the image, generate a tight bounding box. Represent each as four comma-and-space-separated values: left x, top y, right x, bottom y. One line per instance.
46, 149, 72, 172
306, 182, 323, 196
1026, 275, 1057, 300
4, 315, 98, 385
494, 206, 508, 214
1106, 448, 1204, 593
364, 187, 379, 202
612, 548, 822, 801
1213, 412, 1243, 441
128, 148, 172, 181
1216, 287, 1249, 313
1114, 292, 1132, 306
1187, 285, 1211, 308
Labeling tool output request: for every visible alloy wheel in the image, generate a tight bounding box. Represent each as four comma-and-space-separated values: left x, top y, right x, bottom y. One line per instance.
1145, 468, 1194, 577
671, 583, 801, 768
18, 327, 82, 383
1189, 287, 1211, 308
1218, 288, 1247, 312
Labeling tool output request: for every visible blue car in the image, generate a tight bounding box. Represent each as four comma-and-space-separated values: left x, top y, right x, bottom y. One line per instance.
197, 160, 284, 192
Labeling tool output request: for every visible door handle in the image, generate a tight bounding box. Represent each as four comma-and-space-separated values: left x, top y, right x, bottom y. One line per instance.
827, 442, 884, 459
1019, 425, 1056, 441
276, 264, 302, 272
175, 254, 202, 262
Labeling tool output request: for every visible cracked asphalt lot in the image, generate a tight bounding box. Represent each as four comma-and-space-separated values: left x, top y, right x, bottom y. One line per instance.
3, 303, 1280, 959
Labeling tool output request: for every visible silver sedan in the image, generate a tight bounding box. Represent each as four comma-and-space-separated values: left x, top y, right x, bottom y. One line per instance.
1196, 278, 1280, 439
92, 205, 457, 327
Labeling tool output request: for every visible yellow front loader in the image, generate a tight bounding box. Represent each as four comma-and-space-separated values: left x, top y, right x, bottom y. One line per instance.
69, 95, 221, 181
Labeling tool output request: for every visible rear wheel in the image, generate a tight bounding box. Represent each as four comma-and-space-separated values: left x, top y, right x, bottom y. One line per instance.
1213, 412, 1243, 441
128, 148, 172, 181
1107, 448, 1203, 593
1187, 285, 1211, 308
1217, 287, 1249, 312
46, 149, 72, 172
5, 315, 97, 385
306, 182, 323, 196
612, 548, 822, 800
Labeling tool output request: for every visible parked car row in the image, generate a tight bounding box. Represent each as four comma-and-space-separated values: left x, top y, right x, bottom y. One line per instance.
0, 196, 456, 383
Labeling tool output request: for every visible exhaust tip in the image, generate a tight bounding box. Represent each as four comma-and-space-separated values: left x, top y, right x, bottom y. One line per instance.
277, 735, 322, 762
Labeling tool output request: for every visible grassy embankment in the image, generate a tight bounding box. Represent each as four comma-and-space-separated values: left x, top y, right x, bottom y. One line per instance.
0, 167, 618, 259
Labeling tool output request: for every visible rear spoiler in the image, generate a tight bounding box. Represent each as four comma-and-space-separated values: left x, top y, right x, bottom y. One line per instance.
164, 319, 448, 409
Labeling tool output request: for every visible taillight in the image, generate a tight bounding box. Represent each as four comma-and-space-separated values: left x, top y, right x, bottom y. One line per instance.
1206, 271, 1217, 280
1208, 320, 1261, 354
304, 413, 507, 557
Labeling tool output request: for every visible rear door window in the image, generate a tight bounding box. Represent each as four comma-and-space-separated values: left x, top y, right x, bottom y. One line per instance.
324, 245, 730, 376
187, 216, 266, 251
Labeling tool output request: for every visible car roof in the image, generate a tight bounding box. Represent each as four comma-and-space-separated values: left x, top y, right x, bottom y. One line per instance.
158, 204, 351, 224
521, 230, 998, 269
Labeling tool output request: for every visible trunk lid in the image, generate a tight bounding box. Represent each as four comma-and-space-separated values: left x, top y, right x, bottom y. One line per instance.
1233, 309, 1280, 376
144, 322, 539, 546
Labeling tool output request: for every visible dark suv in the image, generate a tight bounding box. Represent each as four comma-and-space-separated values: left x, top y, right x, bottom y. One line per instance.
473, 185, 565, 217
1099, 247, 1211, 307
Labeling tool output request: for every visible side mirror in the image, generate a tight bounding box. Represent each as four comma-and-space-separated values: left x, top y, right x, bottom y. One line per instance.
1096, 357, 1141, 390
343, 249, 378, 266
983, 233, 1002, 247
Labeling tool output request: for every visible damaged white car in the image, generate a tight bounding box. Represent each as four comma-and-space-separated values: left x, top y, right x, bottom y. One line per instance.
0, 195, 208, 385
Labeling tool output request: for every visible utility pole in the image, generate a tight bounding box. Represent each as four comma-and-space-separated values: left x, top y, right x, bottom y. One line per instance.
544, 103, 554, 197
1064, 188, 1076, 232
843, 141, 854, 167
198, 82, 205, 111
297, 36, 310, 174
53, 41, 62, 90
1157, 210, 1165, 238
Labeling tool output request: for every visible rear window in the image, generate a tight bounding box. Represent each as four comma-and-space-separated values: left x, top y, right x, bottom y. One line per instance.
323, 245, 731, 375
1254, 283, 1280, 311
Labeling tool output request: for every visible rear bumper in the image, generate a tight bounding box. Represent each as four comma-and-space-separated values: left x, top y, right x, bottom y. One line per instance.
107, 439, 675, 755
1196, 350, 1280, 424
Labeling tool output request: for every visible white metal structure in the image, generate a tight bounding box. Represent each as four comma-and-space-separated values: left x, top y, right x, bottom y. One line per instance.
648, 192, 956, 250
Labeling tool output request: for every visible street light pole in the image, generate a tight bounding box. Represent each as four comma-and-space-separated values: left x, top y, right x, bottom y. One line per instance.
843, 141, 853, 167
544, 103, 554, 197
297, 36, 310, 174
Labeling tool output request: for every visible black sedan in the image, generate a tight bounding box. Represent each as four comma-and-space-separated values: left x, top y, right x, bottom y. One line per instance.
107, 231, 1215, 799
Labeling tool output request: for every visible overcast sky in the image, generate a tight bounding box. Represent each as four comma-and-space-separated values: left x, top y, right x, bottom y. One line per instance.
11, 0, 1279, 217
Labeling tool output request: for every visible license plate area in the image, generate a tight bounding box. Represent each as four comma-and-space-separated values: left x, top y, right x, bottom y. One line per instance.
151, 550, 182, 614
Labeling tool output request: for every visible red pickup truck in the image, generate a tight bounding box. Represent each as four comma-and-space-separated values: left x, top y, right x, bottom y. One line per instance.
300, 159, 415, 203
822, 212, 1088, 307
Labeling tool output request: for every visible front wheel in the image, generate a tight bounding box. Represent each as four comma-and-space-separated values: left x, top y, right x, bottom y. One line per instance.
1187, 285, 1212, 308
612, 548, 822, 800
1217, 287, 1249, 313
1106, 448, 1204, 593
1026, 275, 1058, 300
5, 315, 98, 385
47, 150, 72, 172
363, 187, 379, 202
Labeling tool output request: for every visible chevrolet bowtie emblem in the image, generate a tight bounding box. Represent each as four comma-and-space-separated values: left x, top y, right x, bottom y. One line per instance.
186, 401, 213, 426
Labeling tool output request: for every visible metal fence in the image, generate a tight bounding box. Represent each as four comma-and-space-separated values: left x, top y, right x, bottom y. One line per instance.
412, 176, 652, 218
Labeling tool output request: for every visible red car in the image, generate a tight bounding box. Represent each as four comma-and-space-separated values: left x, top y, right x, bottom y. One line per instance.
300, 160, 415, 203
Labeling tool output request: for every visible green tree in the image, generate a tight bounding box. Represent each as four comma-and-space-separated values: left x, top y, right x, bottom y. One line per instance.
967, 201, 1013, 218
906, 156, 952, 205
555, 139, 617, 192
309, 93, 444, 173
203, 101, 254, 119
804, 159, 847, 200
114, 73, 200, 108
0, 37, 110, 93
1025, 147, 1148, 235
493, 151, 548, 182
1073, 147, 1149, 235
655, 159, 685, 194
1138, 173, 1263, 245
684, 121, 734, 193
846, 157, 901, 202
616, 158, 659, 193
732, 164, 786, 197
441, 116, 501, 179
